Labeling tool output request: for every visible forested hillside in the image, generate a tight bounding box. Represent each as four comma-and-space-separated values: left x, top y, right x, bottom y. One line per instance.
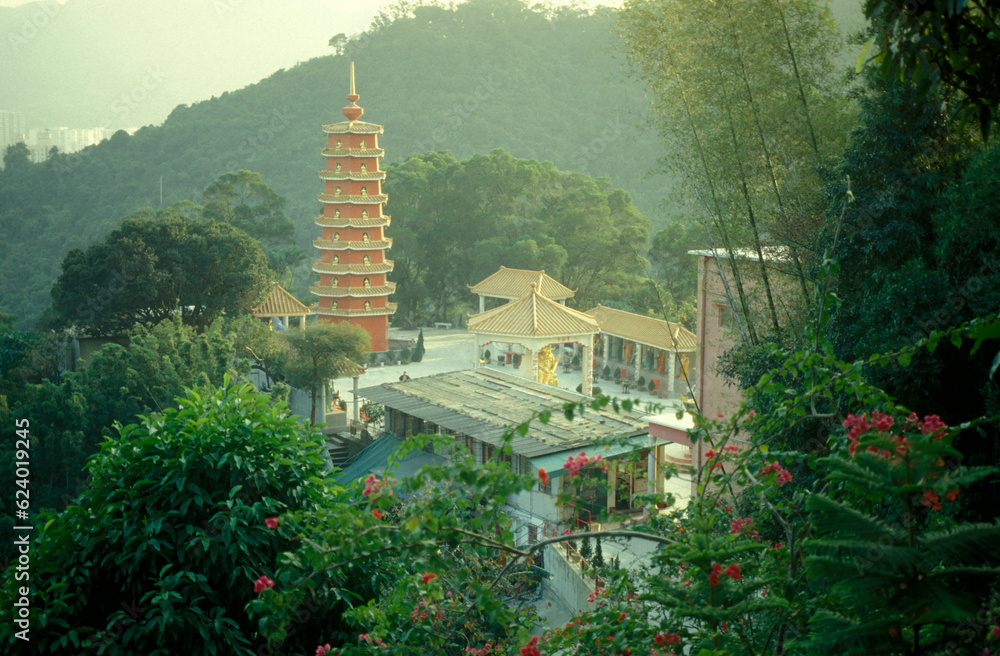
0, 0, 680, 328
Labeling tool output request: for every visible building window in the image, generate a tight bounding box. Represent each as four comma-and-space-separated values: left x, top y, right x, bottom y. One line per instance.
333, 232, 340, 241
363, 277, 371, 288
363, 254, 371, 264
360, 186, 368, 197
362, 232, 370, 242
334, 186, 341, 197
364, 300, 372, 310
331, 278, 338, 287
333, 209, 340, 217
360, 163, 367, 173
331, 300, 338, 309
334, 162, 342, 172
332, 255, 339, 264
359, 139, 366, 148
335, 139, 342, 148
361, 209, 369, 218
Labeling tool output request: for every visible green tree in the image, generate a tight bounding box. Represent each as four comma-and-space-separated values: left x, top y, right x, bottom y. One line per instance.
861, 0, 1000, 136
200, 169, 303, 272
282, 322, 370, 423
49, 208, 270, 335
0, 379, 355, 655
412, 329, 426, 362
618, 0, 854, 342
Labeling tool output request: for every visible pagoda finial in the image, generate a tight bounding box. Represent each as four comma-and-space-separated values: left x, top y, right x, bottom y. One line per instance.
343, 61, 363, 122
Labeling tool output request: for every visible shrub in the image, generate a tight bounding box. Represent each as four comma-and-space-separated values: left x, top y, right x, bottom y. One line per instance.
638, 375, 646, 387
0, 379, 351, 654
412, 330, 425, 362
401, 347, 412, 364
513, 354, 522, 367
576, 384, 602, 396
602, 365, 612, 380
648, 379, 656, 393
572, 354, 581, 367
484, 349, 491, 362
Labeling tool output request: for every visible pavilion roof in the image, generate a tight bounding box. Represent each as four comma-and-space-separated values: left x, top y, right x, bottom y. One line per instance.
468, 285, 599, 338
468, 267, 575, 300
586, 305, 697, 352
355, 369, 647, 459
252, 283, 311, 318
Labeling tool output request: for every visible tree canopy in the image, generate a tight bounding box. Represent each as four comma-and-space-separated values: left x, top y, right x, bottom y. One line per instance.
49, 209, 271, 335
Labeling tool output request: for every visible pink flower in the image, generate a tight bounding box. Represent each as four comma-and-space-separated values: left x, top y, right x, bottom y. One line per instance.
316, 644, 332, 656
922, 490, 942, 510
724, 563, 742, 581
708, 562, 722, 586
760, 461, 793, 486
253, 575, 274, 593
422, 572, 438, 585
264, 516, 279, 529
520, 635, 541, 656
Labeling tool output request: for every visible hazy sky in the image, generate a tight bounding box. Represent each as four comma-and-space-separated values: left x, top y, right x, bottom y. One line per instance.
1, 0, 620, 129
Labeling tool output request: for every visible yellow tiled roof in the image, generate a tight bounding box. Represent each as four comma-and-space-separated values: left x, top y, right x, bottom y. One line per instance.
312, 238, 392, 251
468, 267, 575, 300
310, 282, 396, 297
322, 120, 384, 134
318, 170, 386, 181
315, 215, 391, 229
314, 302, 397, 318
317, 193, 389, 204
321, 147, 384, 157
468, 286, 599, 338
251, 283, 311, 317
586, 305, 697, 352
312, 260, 394, 275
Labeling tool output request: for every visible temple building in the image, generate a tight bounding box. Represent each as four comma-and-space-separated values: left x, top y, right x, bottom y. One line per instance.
468, 267, 575, 313
311, 63, 396, 352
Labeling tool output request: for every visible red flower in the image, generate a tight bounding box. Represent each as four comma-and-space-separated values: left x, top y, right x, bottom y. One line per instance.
253, 575, 275, 593
654, 632, 681, 645
520, 635, 541, 656
538, 468, 549, 486
422, 572, 438, 585
316, 644, 332, 656
724, 563, 742, 581
264, 516, 279, 529
922, 490, 942, 510
946, 488, 959, 501
617, 611, 626, 622
372, 508, 383, 520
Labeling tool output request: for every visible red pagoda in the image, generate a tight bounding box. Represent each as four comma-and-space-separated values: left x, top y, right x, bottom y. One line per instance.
311, 62, 396, 352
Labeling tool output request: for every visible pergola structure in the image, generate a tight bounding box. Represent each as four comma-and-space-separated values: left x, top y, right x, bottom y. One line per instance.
468, 267, 575, 313
467, 284, 599, 396
587, 305, 697, 395
251, 282, 310, 331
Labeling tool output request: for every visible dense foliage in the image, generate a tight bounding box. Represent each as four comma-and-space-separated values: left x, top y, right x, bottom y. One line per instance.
386, 149, 653, 325
48, 208, 271, 335
0, 0, 689, 329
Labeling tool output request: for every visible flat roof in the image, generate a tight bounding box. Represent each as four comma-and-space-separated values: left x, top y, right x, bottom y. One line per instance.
355, 368, 648, 459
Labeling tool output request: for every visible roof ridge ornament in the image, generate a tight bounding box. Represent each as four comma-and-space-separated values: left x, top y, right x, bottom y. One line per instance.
342, 61, 363, 122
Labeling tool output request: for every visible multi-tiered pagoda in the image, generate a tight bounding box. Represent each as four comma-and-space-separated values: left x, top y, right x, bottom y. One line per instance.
311, 63, 396, 352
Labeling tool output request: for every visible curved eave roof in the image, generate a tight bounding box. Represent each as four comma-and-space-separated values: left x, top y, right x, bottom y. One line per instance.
322, 120, 384, 134
251, 282, 311, 317
314, 302, 398, 318
318, 170, 386, 181
469, 266, 575, 300
321, 147, 384, 158
586, 305, 697, 352
312, 260, 395, 275
315, 215, 391, 229
313, 238, 392, 250
311, 283, 396, 298
318, 193, 389, 204
468, 288, 599, 338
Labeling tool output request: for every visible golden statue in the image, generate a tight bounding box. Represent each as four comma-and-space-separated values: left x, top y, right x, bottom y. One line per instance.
537, 345, 560, 386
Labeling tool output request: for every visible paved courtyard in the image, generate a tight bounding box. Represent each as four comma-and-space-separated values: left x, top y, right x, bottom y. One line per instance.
336, 326, 689, 419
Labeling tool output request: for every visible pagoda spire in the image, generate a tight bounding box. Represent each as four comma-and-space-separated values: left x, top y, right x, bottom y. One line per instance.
342, 61, 363, 122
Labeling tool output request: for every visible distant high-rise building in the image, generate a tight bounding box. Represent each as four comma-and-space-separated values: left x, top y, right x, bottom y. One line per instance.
0, 110, 27, 152
311, 62, 396, 352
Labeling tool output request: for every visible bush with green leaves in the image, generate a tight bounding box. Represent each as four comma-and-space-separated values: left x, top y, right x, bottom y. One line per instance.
0, 378, 356, 655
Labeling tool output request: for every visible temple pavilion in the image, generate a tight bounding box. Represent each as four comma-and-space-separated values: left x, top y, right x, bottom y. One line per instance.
467, 283, 599, 396
251, 282, 310, 331
468, 267, 575, 313
311, 62, 396, 352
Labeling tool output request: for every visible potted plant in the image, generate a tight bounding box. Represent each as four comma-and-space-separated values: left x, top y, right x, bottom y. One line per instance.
401, 347, 412, 364
571, 353, 581, 369
638, 375, 646, 388
602, 365, 612, 381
